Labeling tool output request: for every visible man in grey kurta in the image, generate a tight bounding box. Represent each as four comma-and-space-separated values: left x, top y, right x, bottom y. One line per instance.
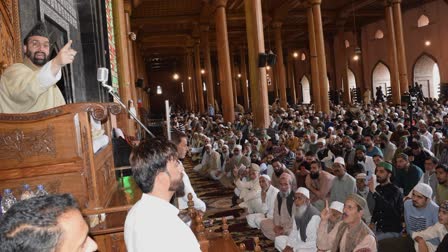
329, 157, 357, 204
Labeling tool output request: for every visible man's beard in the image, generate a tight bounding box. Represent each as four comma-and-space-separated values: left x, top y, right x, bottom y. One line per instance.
310, 171, 320, 179
377, 175, 387, 184
26, 50, 48, 66
295, 204, 308, 218
279, 190, 290, 198
170, 175, 185, 195
274, 169, 284, 177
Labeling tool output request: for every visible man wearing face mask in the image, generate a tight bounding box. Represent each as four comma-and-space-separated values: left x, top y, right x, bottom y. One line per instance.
0, 22, 77, 113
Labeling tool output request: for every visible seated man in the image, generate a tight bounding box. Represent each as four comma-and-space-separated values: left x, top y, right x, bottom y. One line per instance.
329, 157, 357, 204
305, 160, 335, 210
271, 158, 298, 192
193, 144, 221, 178
247, 174, 280, 229
435, 164, 448, 205
233, 163, 262, 213
395, 153, 424, 196
275, 187, 321, 252
0, 194, 98, 252
261, 173, 295, 241
413, 200, 448, 252
317, 194, 377, 252
404, 183, 439, 236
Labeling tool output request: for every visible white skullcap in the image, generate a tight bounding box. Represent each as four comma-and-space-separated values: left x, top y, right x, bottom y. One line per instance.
330, 201, 344, 213
355, 173, 367, 180
413, 183, 433, 199
352, 120, 358, 124
250, 163, 261, 172
234, 145, 242, 150
222, 144, 229, 150
333, 157, 345, 166
317, 138, 326, 145
205, 144, 212, 148
295, 187, 310, 199
260, 174, 271, 181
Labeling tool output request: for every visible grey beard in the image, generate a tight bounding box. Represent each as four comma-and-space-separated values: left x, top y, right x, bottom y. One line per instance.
295, 204, 307, 218
280, 190, 291, 198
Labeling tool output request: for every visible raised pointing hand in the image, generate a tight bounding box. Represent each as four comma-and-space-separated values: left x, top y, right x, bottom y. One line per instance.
54, 40, 77, 67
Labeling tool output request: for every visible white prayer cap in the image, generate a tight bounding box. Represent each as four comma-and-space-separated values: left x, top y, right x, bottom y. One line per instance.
295, 187, 310, 199
234, 145, 242, 151
260, 174, 271, 181
413, 183, 433, 199
333, 157, 345, 166
330, 201, 344, 213
317, 138, 326, 145
250, 163, 261, 172
352, 120, 358, 124
355, 173, 367, 180
205, 144, 212, 148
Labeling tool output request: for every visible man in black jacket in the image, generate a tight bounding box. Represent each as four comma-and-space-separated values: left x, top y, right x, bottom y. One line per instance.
369, 161, 404, 241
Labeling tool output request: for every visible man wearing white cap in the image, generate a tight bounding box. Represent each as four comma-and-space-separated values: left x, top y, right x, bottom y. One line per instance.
246, 174, 280, 229
404, 182, 439, 236
329, 157, 357, 204
193, 144, 221, 178
233, 163, 262, 214
275, 187, 321, 252
220, 145, 250, 188
327, 201, 344, 233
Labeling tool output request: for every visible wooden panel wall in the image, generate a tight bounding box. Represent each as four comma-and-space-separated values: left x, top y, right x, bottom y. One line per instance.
0, 0, 22, 75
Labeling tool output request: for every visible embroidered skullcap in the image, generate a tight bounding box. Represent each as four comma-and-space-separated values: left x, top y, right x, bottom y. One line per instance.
377, 162, 393, 173
295, 187, 310, 199
440, 200, 448, 212
24, 22, 50, 44
355, 173, 367, 180
330, 201, 344, 213
346, 193, 367, 211
413, 183, 433, 199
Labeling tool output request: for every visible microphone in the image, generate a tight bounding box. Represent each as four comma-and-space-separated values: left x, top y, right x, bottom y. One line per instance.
97, 67, 113, 92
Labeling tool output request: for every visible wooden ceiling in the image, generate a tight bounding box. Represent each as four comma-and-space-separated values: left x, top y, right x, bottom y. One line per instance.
129, 0, 429, 70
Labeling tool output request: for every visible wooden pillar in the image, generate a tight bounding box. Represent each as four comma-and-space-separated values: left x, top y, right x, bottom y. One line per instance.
125, 12, 138, 109
201, 25, 215, 110
187, 48, 197, 112
182, 53, 191, 111
230, 51, 239, 105
194, 40, 205, 114
272, 22, 288, 109
311, 0, 329, 113
306, 6, 321, 111
287, 51, 297, 105
336, 31, 351, 104
391, 0, 409, 94
244, 0, 269, 128
112, 0, 135, 136
215, 0, 235, 122
240, 47, 250, 110
385, 1, 401, 104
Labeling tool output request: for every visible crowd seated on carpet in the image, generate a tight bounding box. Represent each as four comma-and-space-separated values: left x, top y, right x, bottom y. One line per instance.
170, 95, 448, 252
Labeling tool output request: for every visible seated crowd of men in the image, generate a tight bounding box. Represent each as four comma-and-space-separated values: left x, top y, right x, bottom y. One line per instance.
174, 100, 448, 252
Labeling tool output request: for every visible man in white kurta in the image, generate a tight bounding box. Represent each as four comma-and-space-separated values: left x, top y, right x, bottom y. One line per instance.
0, 23, 76, 113
124, 139, 200, 252
247, 175, 280, 229
234, 163, 262, 213
275, 187, 321, 252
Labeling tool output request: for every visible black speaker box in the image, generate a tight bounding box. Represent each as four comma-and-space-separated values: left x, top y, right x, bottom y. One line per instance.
258, 53, 267, 67
267, 53, 277, 66
136, 78, 144, 88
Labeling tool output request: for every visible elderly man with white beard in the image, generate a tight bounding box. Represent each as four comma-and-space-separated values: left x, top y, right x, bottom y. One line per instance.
275, 187, 321, 252
210, 145, 231, 180
193, 144, 221, 177
233, 163, 263, 214
247, 175, 280, 229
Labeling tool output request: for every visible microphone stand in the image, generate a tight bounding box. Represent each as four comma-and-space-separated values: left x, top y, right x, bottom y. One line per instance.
100, 82, 155, 138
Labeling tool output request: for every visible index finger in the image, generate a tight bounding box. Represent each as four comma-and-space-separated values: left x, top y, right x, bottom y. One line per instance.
62, 40, 73, 50
325, 200, 329, 209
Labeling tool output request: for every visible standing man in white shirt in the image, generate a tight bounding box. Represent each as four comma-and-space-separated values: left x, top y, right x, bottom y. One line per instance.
124, 138, 201, 252
171, 130, 207, 213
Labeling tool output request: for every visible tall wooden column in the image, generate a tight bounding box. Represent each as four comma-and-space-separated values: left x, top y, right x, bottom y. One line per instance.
125, 12, 138, 109
391, 0, 408, 94
215, 0, 235, 122
287, 53, 297, 105
311, 0, 329, 113
385, 1, 401, 103
183, 53, 192, 111
240, 47, 250, 110
336, 31, 351, 104
272, 22, 288, 109
244, 0, 269, 128
230, 51, 239, 105
194, 40, 205, 114
112, 0, 135, 136
201, 25, 215, 110
187, 47, 197, 112
307, 5, 321, 111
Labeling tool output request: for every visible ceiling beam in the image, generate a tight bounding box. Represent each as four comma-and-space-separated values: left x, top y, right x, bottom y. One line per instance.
338, 0, 378, 18
131, 15, 199, 27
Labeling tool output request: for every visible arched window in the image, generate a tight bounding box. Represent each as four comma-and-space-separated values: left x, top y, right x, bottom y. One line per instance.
344, 40, 350, 48
417, 14, 430, 28
300, 76, 311, 104
413, 54, 440, 99
372, 62, 391, 101
374, 29, 384, 40
301, 53, 306, 61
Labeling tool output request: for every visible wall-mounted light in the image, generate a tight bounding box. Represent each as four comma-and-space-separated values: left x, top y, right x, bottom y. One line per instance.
173, 73, 179, 80
353, 47, 361, 61
353, 55, 360, 61
293, 52, 299, 58
201, 69, 205, 74
266, 66, 271, 70
237, 73, 242, 78
156, 85, 162, 94
188, 76, 192, 80
425, 40, 431, 46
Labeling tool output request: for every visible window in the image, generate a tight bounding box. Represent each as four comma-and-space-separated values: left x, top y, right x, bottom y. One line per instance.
417, 15, 430, 28
344, 40, 350, 48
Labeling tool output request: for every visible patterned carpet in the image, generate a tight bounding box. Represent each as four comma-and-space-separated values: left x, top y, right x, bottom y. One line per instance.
183, 158, 275, 251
